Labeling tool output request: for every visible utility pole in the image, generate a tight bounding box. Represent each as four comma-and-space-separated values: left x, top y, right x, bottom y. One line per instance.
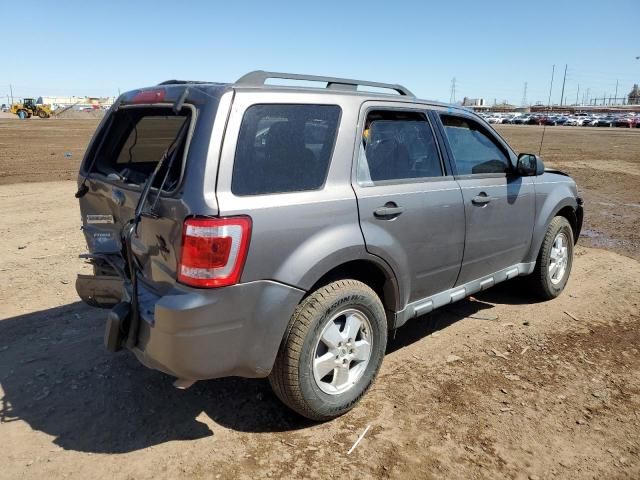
586, 88, 590, 105
559, 64, 568, 106
575, 84, 580, 105
547, 64, 555, 107
9, 84, 14, 104
521, 81, 528, 106
614, 80, 618, 105
449, 77, 457, 104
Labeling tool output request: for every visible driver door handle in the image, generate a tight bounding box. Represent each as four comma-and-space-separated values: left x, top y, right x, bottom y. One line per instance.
374, 203, 404, 219
472, 193, 492, 205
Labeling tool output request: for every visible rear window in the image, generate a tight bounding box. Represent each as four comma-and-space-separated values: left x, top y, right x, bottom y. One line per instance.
88, 107, 191, 190
232, 104, 341, 196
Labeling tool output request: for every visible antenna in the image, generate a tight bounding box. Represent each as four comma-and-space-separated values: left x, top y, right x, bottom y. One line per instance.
538, 64, 555, 156
449, 77, 456, 104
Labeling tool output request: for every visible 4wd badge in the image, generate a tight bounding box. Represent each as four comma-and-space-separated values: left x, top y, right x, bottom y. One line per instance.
86, 214, 114, 224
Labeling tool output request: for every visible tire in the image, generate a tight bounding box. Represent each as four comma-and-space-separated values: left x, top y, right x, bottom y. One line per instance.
38, 110, 47, 118
269, 279, 387, 421
17, 110, 26, 120
529, 216, 574, 300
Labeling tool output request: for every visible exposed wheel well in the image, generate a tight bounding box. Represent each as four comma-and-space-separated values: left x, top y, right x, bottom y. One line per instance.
556, 206, 579, 243
306, 260, 398, 314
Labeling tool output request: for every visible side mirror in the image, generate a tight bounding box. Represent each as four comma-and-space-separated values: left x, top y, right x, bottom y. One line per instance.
516, 153, 545, 176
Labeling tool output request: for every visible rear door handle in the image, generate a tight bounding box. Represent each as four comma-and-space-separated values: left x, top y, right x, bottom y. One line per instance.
374, 203, 404, 219
471, 193, 492, 205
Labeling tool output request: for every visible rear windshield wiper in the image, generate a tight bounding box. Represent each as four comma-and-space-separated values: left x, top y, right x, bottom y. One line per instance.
133, 118, 189, 226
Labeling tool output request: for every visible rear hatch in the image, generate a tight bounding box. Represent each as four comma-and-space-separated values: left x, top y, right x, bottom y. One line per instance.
76, 84, 226, 306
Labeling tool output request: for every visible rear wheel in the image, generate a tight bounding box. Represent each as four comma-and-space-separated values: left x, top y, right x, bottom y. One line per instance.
529, 216, 574, 299
269, 280, 387, 421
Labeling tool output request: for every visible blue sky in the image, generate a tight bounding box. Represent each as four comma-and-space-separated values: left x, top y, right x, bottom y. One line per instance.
3, 0, 639, 105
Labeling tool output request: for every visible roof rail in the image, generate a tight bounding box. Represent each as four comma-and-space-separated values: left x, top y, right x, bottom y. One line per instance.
234, 70, 415, 97
157, 80, 211, 86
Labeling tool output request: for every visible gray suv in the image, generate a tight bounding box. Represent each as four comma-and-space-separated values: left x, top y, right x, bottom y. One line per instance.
75, 71, 583, 420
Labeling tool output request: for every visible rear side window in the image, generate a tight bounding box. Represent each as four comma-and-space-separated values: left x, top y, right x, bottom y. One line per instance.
88, 107, 190, 190
440, 115, 510, 175
232, 104, 341, 196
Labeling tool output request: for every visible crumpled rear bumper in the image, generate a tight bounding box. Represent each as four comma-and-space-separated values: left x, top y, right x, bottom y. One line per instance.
130, 280, 305, 380
76, 273, 124, 308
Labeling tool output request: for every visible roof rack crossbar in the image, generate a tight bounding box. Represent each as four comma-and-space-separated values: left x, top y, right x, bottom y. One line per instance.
235, 70, 415, 97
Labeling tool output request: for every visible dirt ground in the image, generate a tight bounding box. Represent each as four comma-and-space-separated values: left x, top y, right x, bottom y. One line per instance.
0, 118, 100, 185
1, 120, 639, 479
496, 125, 640, 261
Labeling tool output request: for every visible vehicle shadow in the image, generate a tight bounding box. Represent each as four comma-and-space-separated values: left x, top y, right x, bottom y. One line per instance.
0, 302, 313, 454
0, 281, 536, 454
388, 278, 540, 353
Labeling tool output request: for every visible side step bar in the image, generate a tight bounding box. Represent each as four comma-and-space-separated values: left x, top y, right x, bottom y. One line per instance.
395, 262, 535, 328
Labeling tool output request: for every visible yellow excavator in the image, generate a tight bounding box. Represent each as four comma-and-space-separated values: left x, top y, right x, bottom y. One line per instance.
10, 98, 53, 119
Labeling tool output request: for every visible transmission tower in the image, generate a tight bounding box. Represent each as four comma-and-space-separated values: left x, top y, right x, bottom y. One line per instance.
521, 82, 528, 106
449, 77, 457, 104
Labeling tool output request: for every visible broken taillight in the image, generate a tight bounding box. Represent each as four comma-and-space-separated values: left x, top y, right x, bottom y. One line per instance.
177, 217, 252, 288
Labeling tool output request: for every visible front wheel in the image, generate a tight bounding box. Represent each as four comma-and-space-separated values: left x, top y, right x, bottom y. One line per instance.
269, 279, 387, 421
529, 216, 574, 299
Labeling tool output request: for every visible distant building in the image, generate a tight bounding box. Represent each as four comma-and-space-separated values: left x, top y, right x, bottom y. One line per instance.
36, 95, 116, 109
629, 84, 640, 105
462, 97, 485, 106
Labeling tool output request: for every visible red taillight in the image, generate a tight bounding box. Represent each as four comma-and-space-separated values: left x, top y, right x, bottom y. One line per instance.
131, 89, 166, 104
178, 217, 252, 288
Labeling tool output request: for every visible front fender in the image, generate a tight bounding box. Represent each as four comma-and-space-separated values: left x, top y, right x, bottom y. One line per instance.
525, 176, 579, 263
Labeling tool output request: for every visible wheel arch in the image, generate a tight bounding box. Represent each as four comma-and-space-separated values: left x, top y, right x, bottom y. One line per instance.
526, 196, 580, 263
556, 205, 581, 244
305, 257, 400, 315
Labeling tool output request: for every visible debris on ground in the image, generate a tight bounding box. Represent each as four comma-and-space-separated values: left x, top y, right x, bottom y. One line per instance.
489, 349, 509, 360
347, 425, 371, 455
564, 311, 580, 321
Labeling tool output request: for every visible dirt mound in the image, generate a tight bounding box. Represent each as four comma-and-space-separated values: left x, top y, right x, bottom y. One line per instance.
53, 108, 106, 119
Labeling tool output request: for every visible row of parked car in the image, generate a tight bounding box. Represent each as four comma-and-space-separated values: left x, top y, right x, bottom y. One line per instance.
480, 112, 640, 128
